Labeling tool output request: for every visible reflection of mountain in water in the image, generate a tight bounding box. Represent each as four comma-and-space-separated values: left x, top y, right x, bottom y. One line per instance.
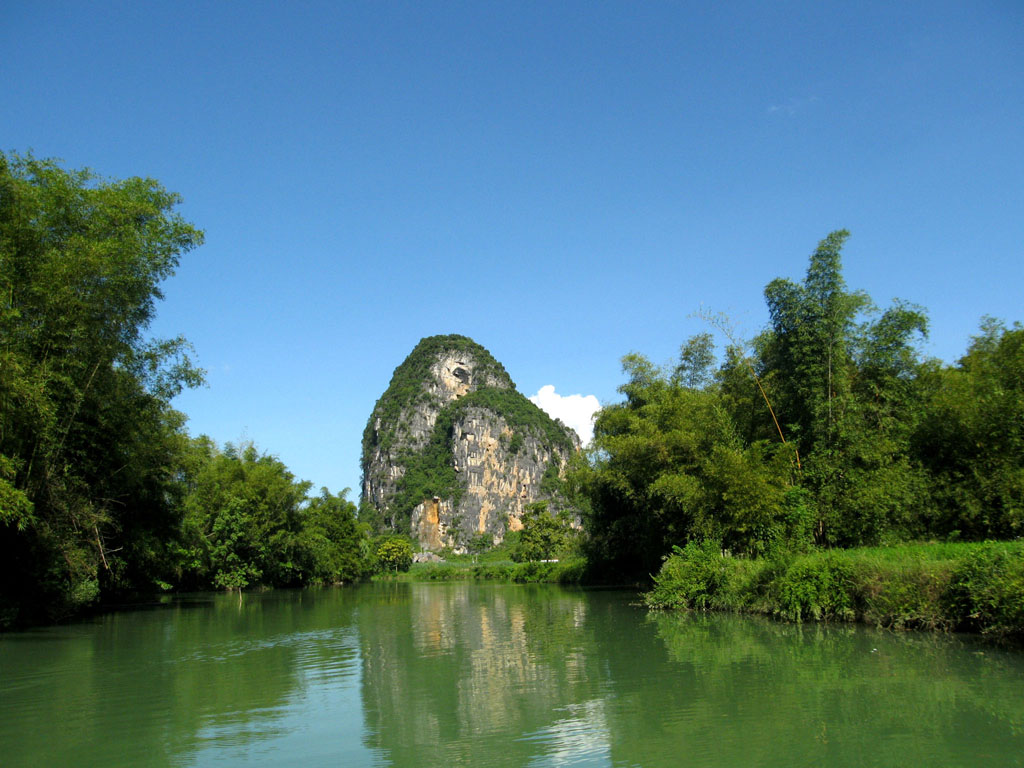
4, 585, 1022, 767
358, 584, 1024, 768
357, 583, 613, 766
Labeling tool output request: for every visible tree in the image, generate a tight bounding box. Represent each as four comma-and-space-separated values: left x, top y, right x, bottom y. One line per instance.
579, 231, 937, 575
0, 152, 203, 625
467, 531, 493, 562
762, 230, 868, 456
512, 501, 575, 562
759, 231, 928, 545
375, 537, 413, 573
915, 319, 1024, 539
179, 440, 312, 590
580, 349, 793, 574
298, 488, 369, 584
673, 333, 716, 390
580, 354, 723, 575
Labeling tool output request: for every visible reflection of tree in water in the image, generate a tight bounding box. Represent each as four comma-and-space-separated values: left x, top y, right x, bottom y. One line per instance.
10, 586, 1019, 768
0, 589, 363, 767
600, 611, 1024, 768
159, 589, 363, 762
356, 587, 1024, 768
357, 583, 616, 766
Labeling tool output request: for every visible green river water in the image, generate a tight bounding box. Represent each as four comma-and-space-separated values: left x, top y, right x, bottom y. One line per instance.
1, 583, 1022, 767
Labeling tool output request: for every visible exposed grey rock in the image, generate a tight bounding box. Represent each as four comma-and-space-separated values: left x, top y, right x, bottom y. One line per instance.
412, 551, 444, 564
361, 334, 579, 551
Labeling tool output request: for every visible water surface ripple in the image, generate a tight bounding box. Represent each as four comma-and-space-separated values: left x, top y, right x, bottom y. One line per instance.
1, 584, 1022, 767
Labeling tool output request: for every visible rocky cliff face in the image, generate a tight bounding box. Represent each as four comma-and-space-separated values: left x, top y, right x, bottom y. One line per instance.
361, 335, 578, 552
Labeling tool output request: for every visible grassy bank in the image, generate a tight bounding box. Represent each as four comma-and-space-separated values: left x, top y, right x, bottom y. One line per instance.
373, 558, 589, 584
645, 540, 1024, 637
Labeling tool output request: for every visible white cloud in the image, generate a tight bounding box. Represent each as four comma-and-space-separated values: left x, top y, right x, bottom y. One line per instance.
529, 385, 601, 447
767, 95, 821, 116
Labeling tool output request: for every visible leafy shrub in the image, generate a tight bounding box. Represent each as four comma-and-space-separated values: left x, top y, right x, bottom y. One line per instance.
646, 540, 732, 610
375, 559, 586, 584
361, 334, 514, 460
944, 542, 1024, 636
548, 558, 588, 584
415, 564, 470, 581
772, 552, 855, 621
645, 539, 1024, 636
509, 558, 587, 583
473, 563, 515, 580
851, 550, 955, 630
512, 501, 576, 562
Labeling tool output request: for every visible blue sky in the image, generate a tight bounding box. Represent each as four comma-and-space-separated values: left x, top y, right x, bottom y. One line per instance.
4, 1, 1022, 497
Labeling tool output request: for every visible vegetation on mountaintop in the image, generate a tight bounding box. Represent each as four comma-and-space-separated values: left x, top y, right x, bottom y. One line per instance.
361, 334, 513, 459
453, 387, 577, 454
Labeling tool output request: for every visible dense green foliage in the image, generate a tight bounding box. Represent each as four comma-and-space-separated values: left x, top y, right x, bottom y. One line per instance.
177, 440, 370, 590
0, 152, 204, 625
511, 501, 580, 562
374, 536, 414, 573
0, 154, 372, 627
297, 488, 371, 584
915, 318, 1024, 540
379, 558, 588, 584
578, 230, 1024, 586
579, 357, 798, 576
645, 540, 1024, 637
760, 231, 931, 546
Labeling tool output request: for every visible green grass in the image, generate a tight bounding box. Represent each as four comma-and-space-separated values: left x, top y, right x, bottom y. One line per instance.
372, 557, 588, 585
646, 540, 1024, 637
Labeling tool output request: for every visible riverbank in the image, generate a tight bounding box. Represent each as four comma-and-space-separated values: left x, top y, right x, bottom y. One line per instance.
373, 558, 589, 584
645, 540, 1024, 638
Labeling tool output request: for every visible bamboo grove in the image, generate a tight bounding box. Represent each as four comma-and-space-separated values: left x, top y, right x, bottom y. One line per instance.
577, 231, 1022, 578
